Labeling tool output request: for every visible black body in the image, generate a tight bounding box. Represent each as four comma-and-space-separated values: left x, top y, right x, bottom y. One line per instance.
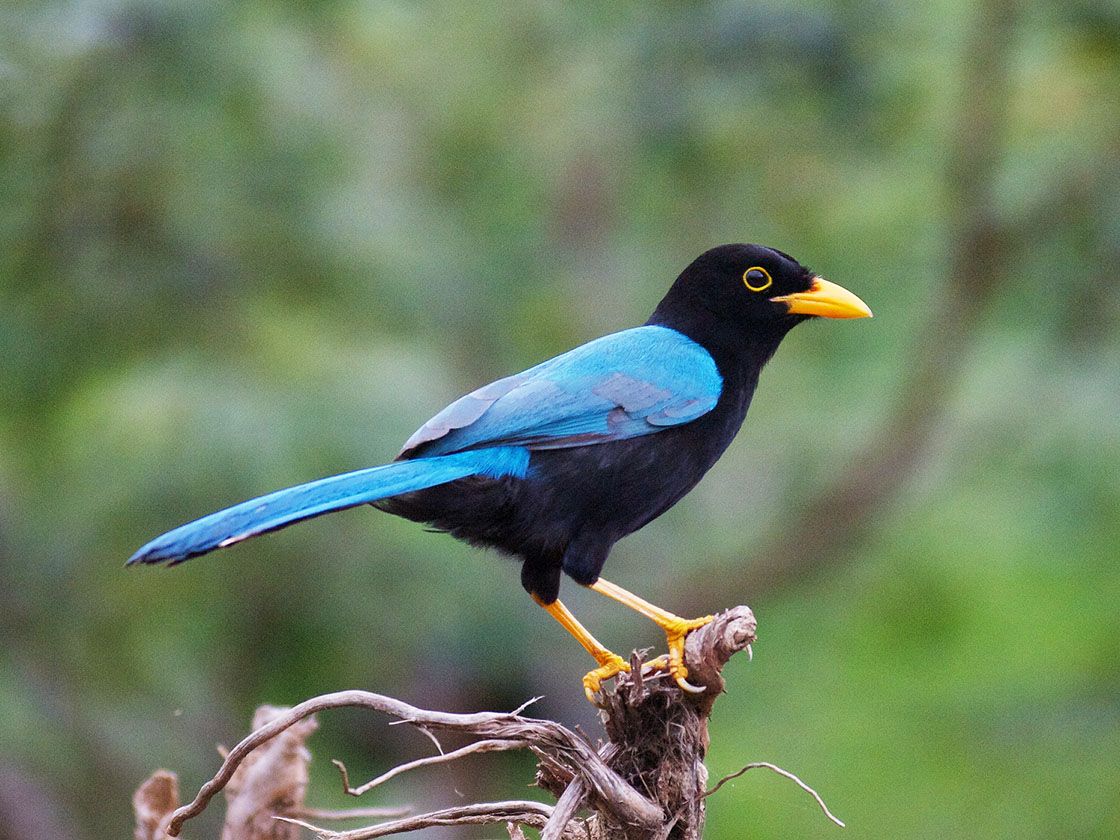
380, 244, 810, 602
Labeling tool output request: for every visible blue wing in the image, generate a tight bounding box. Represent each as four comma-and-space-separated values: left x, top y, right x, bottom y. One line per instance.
399, 326, 723, 458
129, 326, 720, 567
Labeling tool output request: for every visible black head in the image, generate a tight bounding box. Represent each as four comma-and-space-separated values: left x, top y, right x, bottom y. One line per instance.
648, 243, 871, 362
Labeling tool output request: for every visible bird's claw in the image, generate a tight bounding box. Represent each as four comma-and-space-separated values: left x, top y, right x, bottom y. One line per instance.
582, 653, 631, 702
642, 654, 669, 671
642, 614, 714, 693
641, 655, 705, 692
581, 614, 714, 700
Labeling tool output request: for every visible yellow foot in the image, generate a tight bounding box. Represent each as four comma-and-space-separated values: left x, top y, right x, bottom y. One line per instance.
582, 653, 631, 702
644, 615, 714, 693
586, 579, 719, 694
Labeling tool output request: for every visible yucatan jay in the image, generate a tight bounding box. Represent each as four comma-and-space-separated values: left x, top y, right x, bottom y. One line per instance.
130, 244, 871, 698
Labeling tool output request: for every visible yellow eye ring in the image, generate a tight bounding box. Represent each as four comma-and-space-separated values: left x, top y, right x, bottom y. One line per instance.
743, 266, 772, 292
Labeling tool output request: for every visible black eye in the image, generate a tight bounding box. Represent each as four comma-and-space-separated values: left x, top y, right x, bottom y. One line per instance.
743, 266, 772, 292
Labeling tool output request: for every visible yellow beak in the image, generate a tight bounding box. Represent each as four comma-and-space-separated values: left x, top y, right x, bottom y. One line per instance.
770, 276, 872, 319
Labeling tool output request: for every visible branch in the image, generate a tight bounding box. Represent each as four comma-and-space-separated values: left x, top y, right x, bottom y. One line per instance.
705, 762, 845, 827
332, 739, 527, 797
166, 690, 661, 837
141, 604, 841, 839
278, 800, 556, 839
540, 771, 589, 840
288, 806, 411, 821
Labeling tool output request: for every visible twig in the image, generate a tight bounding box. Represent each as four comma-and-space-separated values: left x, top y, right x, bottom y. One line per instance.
288, 806, 411, 821
333, 739, 529, 796
705, 761, 845, 828
540, 776, 586, 840
276, 800, 555, 839
410, 726, 444, 755
141, 604, 809, 840
541, 741, 619, 840
165, 690, 661, 837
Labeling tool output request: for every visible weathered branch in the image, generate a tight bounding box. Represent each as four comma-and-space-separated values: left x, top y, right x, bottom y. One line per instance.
289, 807, 411, 821
332, 738, 527, 796
704, 762, 845, 827
140, 604, 842, 839
279, 801, 558, 839
165, 688, 662, 837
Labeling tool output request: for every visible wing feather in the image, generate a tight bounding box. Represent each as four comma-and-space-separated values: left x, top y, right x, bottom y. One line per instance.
398, 326, 722, 459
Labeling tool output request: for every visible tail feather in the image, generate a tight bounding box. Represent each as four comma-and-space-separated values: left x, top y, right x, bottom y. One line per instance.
128, 446, 530, 566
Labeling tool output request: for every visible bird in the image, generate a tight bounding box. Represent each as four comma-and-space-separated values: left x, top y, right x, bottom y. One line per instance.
129, 243, 871, 699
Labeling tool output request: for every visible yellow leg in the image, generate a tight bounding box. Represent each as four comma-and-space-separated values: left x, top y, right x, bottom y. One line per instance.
533, 595, 629, 701
587, 578, 713, 693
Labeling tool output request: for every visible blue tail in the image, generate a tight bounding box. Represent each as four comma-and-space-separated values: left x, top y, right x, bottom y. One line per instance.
128, 446, 531, 566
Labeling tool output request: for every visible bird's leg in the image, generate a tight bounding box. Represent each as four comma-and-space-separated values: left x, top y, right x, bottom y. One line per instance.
587, 578, 713, 693
532, 594, 630, 701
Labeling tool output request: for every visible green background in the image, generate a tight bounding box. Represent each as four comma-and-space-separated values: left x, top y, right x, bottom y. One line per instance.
2, 1, 1118, 837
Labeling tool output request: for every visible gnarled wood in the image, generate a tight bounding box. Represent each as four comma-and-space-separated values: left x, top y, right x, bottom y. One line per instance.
135, 605, 836, 839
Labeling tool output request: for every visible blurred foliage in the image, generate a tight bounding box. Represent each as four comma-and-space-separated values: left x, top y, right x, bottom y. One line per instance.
1, 1, 1119, 838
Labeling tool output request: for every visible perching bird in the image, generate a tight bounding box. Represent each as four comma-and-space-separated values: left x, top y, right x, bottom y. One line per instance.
130, 244, 871, 698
